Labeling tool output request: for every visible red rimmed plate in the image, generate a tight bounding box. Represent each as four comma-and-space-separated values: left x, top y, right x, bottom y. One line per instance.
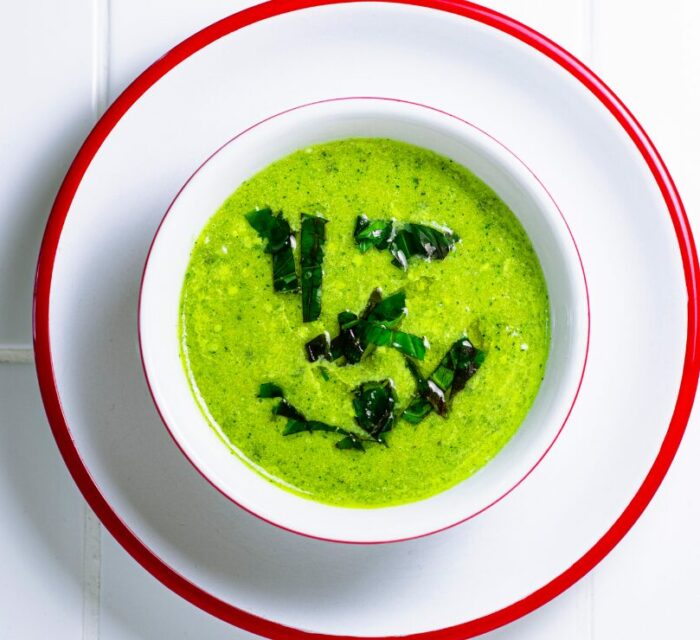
34, 1, 699, 637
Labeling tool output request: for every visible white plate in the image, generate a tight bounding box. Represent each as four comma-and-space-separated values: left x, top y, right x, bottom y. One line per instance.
34, 1, 699, 638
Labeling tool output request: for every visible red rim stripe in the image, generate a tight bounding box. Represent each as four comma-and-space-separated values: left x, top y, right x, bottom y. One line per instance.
33, 1, 700, 638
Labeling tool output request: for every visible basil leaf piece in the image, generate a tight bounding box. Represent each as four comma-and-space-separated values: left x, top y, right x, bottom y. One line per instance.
336, 434, 366, 451
332, 310, 365, 364
362, 324, 427, 359
450, 350, 486, 396
352, 379, 397, 443
258, 382, 284, 399
245, 207, 299, 292
305, 331, 331, 362
272, 249, 299, 293
389, 227, 421, 270
405, 356, 428, 390
305, 289, 427, 363
260, 385, 366, 451
245, 206, 276, 241
402, 397, 433, 424
354, 215, 395, 253
431, 338, 478, 391
353, 216, 459, 270
273, 398, 306, 422
425, 381, 448, 416
282, 414, 365, 450
300, 214, 327, 322
391, 223, 459, 269
402, 337, 483, 424
283, 419, 311, 435
360, 287, 384, 319
403, 357, 445, 415
366, 290, 406, 328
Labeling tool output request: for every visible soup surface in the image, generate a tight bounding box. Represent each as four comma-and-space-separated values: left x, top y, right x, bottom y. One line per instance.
180, 138, 550, 507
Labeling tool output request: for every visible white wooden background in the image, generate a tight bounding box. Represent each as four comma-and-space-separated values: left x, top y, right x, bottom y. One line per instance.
1, 1, 698, 638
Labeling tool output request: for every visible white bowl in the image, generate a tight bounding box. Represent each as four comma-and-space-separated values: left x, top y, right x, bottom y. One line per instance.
139, 97, 589, 544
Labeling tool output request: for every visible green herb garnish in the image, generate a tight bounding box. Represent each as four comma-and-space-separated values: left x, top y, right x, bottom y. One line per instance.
352, 379, 397, 444
403, 337, 483, 424
259, 384, 366, 451
305, 331, 331, 362
401, 357, 440, 424
367, 290, 407, 328
353, 216, 459, 270
300, 214, 327, 322
245, 207, 299, 292
331, 310, 365, 364
430, 337, 480, 392
306, 289, 427, 364
363, 324, 427, 360
390, 223, 459, 269
354, 216, 394, 253
257, 382, 284, 399
400, 397, 433, 425
326, 289, 386, 363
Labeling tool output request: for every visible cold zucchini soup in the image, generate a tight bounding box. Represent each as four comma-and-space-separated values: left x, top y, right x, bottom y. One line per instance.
179, 138, 550, 508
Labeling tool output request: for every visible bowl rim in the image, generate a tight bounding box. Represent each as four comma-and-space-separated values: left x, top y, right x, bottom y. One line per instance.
137, 95, 591, 544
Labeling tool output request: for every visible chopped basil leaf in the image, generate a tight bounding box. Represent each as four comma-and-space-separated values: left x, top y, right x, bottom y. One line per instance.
305, 289, 427, 364
260, 384, 366, 451
366, 290, 406, 328
388, 227, 420, 269
352, 379, 397, 444
332, 310, 365, 364
360, 287, 384, 318
336, 434, 366, 451
245, 208, 299, 292
431, 338, 478, 391
257, 382, 284, 399
451, 350, 486, 396
404, 356, 427, 389
305, 331, 331, 362
403, 357, 446, 416
338, 310, 361, 330
362, 324, 427, 359
425, 380, 448, 416
273, 398, 306, 422
402, 337, 483, 424
280, 412, 365, 450
300, 214, 327, 322
353, 217, 459, 270
282, 419, 312, 436
354, 215, 394, 253
401, 397, 433, 424
272, 249, 299, 292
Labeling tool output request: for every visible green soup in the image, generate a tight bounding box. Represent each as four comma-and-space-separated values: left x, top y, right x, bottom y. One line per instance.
180, 138, 550, 507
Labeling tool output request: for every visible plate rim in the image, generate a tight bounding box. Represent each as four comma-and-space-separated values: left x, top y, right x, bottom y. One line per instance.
32, 0, 700, 638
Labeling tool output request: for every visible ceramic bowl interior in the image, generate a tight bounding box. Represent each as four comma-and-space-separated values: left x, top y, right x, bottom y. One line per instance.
139, 97, 588, 543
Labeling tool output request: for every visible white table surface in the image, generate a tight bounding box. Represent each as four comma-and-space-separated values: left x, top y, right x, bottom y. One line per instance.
1, 1, 698, 638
